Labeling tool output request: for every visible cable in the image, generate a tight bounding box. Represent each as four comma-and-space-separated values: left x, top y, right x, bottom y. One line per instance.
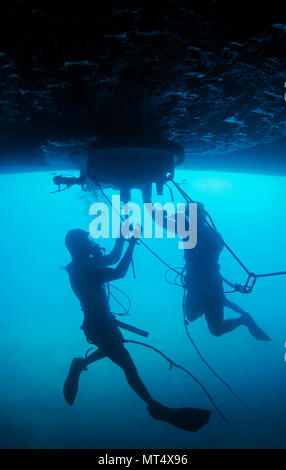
220, 239, 251, 276
124, 338, 255, 447
256, 270, 286, 278
165, 267, 185, 288
182, 288, 285, 434
109, 291, 129, 316
165, 183, 175, 202
109, 284, 131, 316
110, 284, 131, 311
171, 179, 251, 274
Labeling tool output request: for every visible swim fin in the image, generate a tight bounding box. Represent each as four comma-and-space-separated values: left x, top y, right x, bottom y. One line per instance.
147, 402, 211, 432
63, 358, 87, 406
243, 313, 271, 341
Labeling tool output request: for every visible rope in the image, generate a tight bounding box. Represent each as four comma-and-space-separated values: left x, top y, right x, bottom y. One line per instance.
124, 339, 255, 447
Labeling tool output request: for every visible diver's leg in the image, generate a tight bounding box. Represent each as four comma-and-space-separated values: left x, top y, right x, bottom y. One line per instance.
223, 297, 247, 315
205, 298, 245, 337
109, 344, 154, 405
241, 313, 271, 340
206, 315, 245, 336
83, 348, 106, 367
211, 317, 245, 336
224, 297, 270, 340
206, 299, 270, 340
221, 313, 271, 340
101, 322, 211, 432
63, 348, 106, 405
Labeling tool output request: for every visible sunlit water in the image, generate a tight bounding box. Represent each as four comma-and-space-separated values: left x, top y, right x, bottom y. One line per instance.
1, 168, 286, 449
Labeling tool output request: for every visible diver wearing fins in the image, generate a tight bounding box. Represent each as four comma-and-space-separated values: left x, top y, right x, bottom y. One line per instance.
63, 228, 211, 432
146, 201, 270, 341
184, 203, 271, 341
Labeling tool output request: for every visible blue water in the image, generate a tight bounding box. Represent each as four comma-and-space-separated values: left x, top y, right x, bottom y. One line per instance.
1, 169, 286, 449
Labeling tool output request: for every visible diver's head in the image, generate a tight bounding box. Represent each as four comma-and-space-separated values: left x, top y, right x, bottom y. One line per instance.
65, 229, 104, 260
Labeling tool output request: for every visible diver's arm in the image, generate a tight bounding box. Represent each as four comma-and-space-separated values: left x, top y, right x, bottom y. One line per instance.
101, 236, 124, 266
96, 238, 137, 283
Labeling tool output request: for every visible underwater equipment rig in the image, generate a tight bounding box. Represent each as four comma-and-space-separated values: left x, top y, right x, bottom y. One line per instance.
52, 138, 184, 202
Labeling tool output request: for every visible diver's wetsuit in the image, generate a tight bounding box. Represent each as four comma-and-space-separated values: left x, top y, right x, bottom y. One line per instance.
184, 221, 226, 332
66, 240, 154, 405
184, 218, 270, 339
63, 234, 211, 431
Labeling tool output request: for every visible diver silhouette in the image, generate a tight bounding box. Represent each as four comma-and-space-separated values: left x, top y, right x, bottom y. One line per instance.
184, 204, 270, 341
63, 228, 211, 432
